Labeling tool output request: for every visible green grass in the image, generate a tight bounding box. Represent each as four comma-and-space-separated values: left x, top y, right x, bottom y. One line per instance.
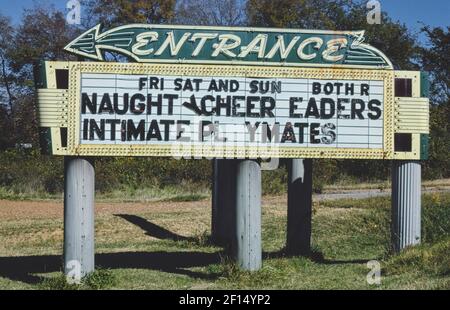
1, 178, 448, 202
39, 268, 116, 290
0, 193, 449, 289
384, 238, 450, 277
0, 184, 210, 203
0, 187, 61, 201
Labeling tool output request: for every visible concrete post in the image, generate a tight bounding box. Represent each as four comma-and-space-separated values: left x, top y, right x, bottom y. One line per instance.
234, 160, 262, 271
64, 157, 95, 282
391, 161, 421, 252
287, 159, 313, 256
211, 159, 237, 246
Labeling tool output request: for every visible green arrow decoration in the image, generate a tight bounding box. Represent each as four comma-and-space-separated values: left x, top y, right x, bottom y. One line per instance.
65, 24, 393, 69
65, 24, 134, 60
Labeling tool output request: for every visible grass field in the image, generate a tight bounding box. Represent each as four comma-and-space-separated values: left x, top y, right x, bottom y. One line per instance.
0, 192, 449, 290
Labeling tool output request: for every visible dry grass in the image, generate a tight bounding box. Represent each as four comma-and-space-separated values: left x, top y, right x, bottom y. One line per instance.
0, 193, 449, 289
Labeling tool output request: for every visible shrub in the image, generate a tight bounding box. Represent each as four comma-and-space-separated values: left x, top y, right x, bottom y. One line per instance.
422, 193, 450, 243
262, 167, 287, 195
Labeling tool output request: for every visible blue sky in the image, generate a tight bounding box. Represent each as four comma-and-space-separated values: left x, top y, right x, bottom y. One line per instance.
0, 0, 448, 34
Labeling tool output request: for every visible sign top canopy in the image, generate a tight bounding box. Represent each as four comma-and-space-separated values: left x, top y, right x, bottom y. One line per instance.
36, 24, 429, 160
65, 24, 393, 69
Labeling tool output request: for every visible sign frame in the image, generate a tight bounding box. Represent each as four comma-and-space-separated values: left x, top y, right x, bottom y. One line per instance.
38, 60, 404, 159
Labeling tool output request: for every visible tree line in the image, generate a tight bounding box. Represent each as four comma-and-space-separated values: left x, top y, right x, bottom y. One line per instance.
0, 0, 448, 195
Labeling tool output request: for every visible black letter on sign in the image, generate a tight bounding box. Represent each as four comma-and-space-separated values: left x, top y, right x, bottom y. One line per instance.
261, 97, 275, 117
160, 120, 174, 141
289, 97, 302, 118
281, 122, 296, 143
121, 120, 127, 141
183, 95, 202, 115
127, 119, 145, 141
294, 123, 309, 144
232, 96, 246, 117
310, 123, 321, 144
305, 97, 320, 118
320, 98, 335, 119
246, 96, 260, 118
139, 77, 147, 91
146, 119, 162, 141
215, 95, 231, 116
83, 119, 88, 140
249, 80, 259, 94
106, 119, 120, 141
89, 119, 105, 140
147, 94, 163, 115
368, 99, 382, 120
82, 93, 97, 114
164, 94, 178, 115
130, 94, 146, 114
324, 83, 334, 95
351, 99, 365, 119
360, 84, 370, 96
201, 95, 216, 116
114, 93, 128, 115
99, 93, 114, 114
312, 82, 321, 95
321, 123, 336, 144
174, 78, 182, 91
149, 77, 160, 89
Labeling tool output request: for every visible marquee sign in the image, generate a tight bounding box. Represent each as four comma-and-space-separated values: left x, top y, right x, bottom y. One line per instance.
36, 25, 429, 160
65, 24, 393, 69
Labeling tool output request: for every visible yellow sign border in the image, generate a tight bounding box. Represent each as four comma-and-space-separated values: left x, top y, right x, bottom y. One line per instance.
57, 61, 395, 159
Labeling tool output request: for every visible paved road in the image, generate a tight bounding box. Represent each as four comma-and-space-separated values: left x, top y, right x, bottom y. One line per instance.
315, 187, 450, 201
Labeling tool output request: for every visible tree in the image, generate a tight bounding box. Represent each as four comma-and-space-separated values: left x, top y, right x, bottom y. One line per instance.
175, 0, 245, 26
421, 26, 450, 104
0, 5, 81, 147
0, 15, 14, 117
334, 5, 419, 70
81, 0, 177, 61
0, 105, 14, 149
13, 95, 39, 145
8, 5, 80, 91
421, 26, 450, 178
84, 0, 176, 27
247, 0, 418, 69
247, 0, 350, 29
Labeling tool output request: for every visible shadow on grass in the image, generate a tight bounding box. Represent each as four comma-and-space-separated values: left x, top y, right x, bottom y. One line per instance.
0, 215, 223, 285
263, 248, 373, 265
0, 250, 373, 286
0, 216, 374, 286
115, 214, 215, 247
0, 251, 223, 285
0, 249, 374, 285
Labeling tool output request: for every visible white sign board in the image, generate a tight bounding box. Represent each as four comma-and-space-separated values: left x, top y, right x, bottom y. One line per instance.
80, 74, 384, 151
